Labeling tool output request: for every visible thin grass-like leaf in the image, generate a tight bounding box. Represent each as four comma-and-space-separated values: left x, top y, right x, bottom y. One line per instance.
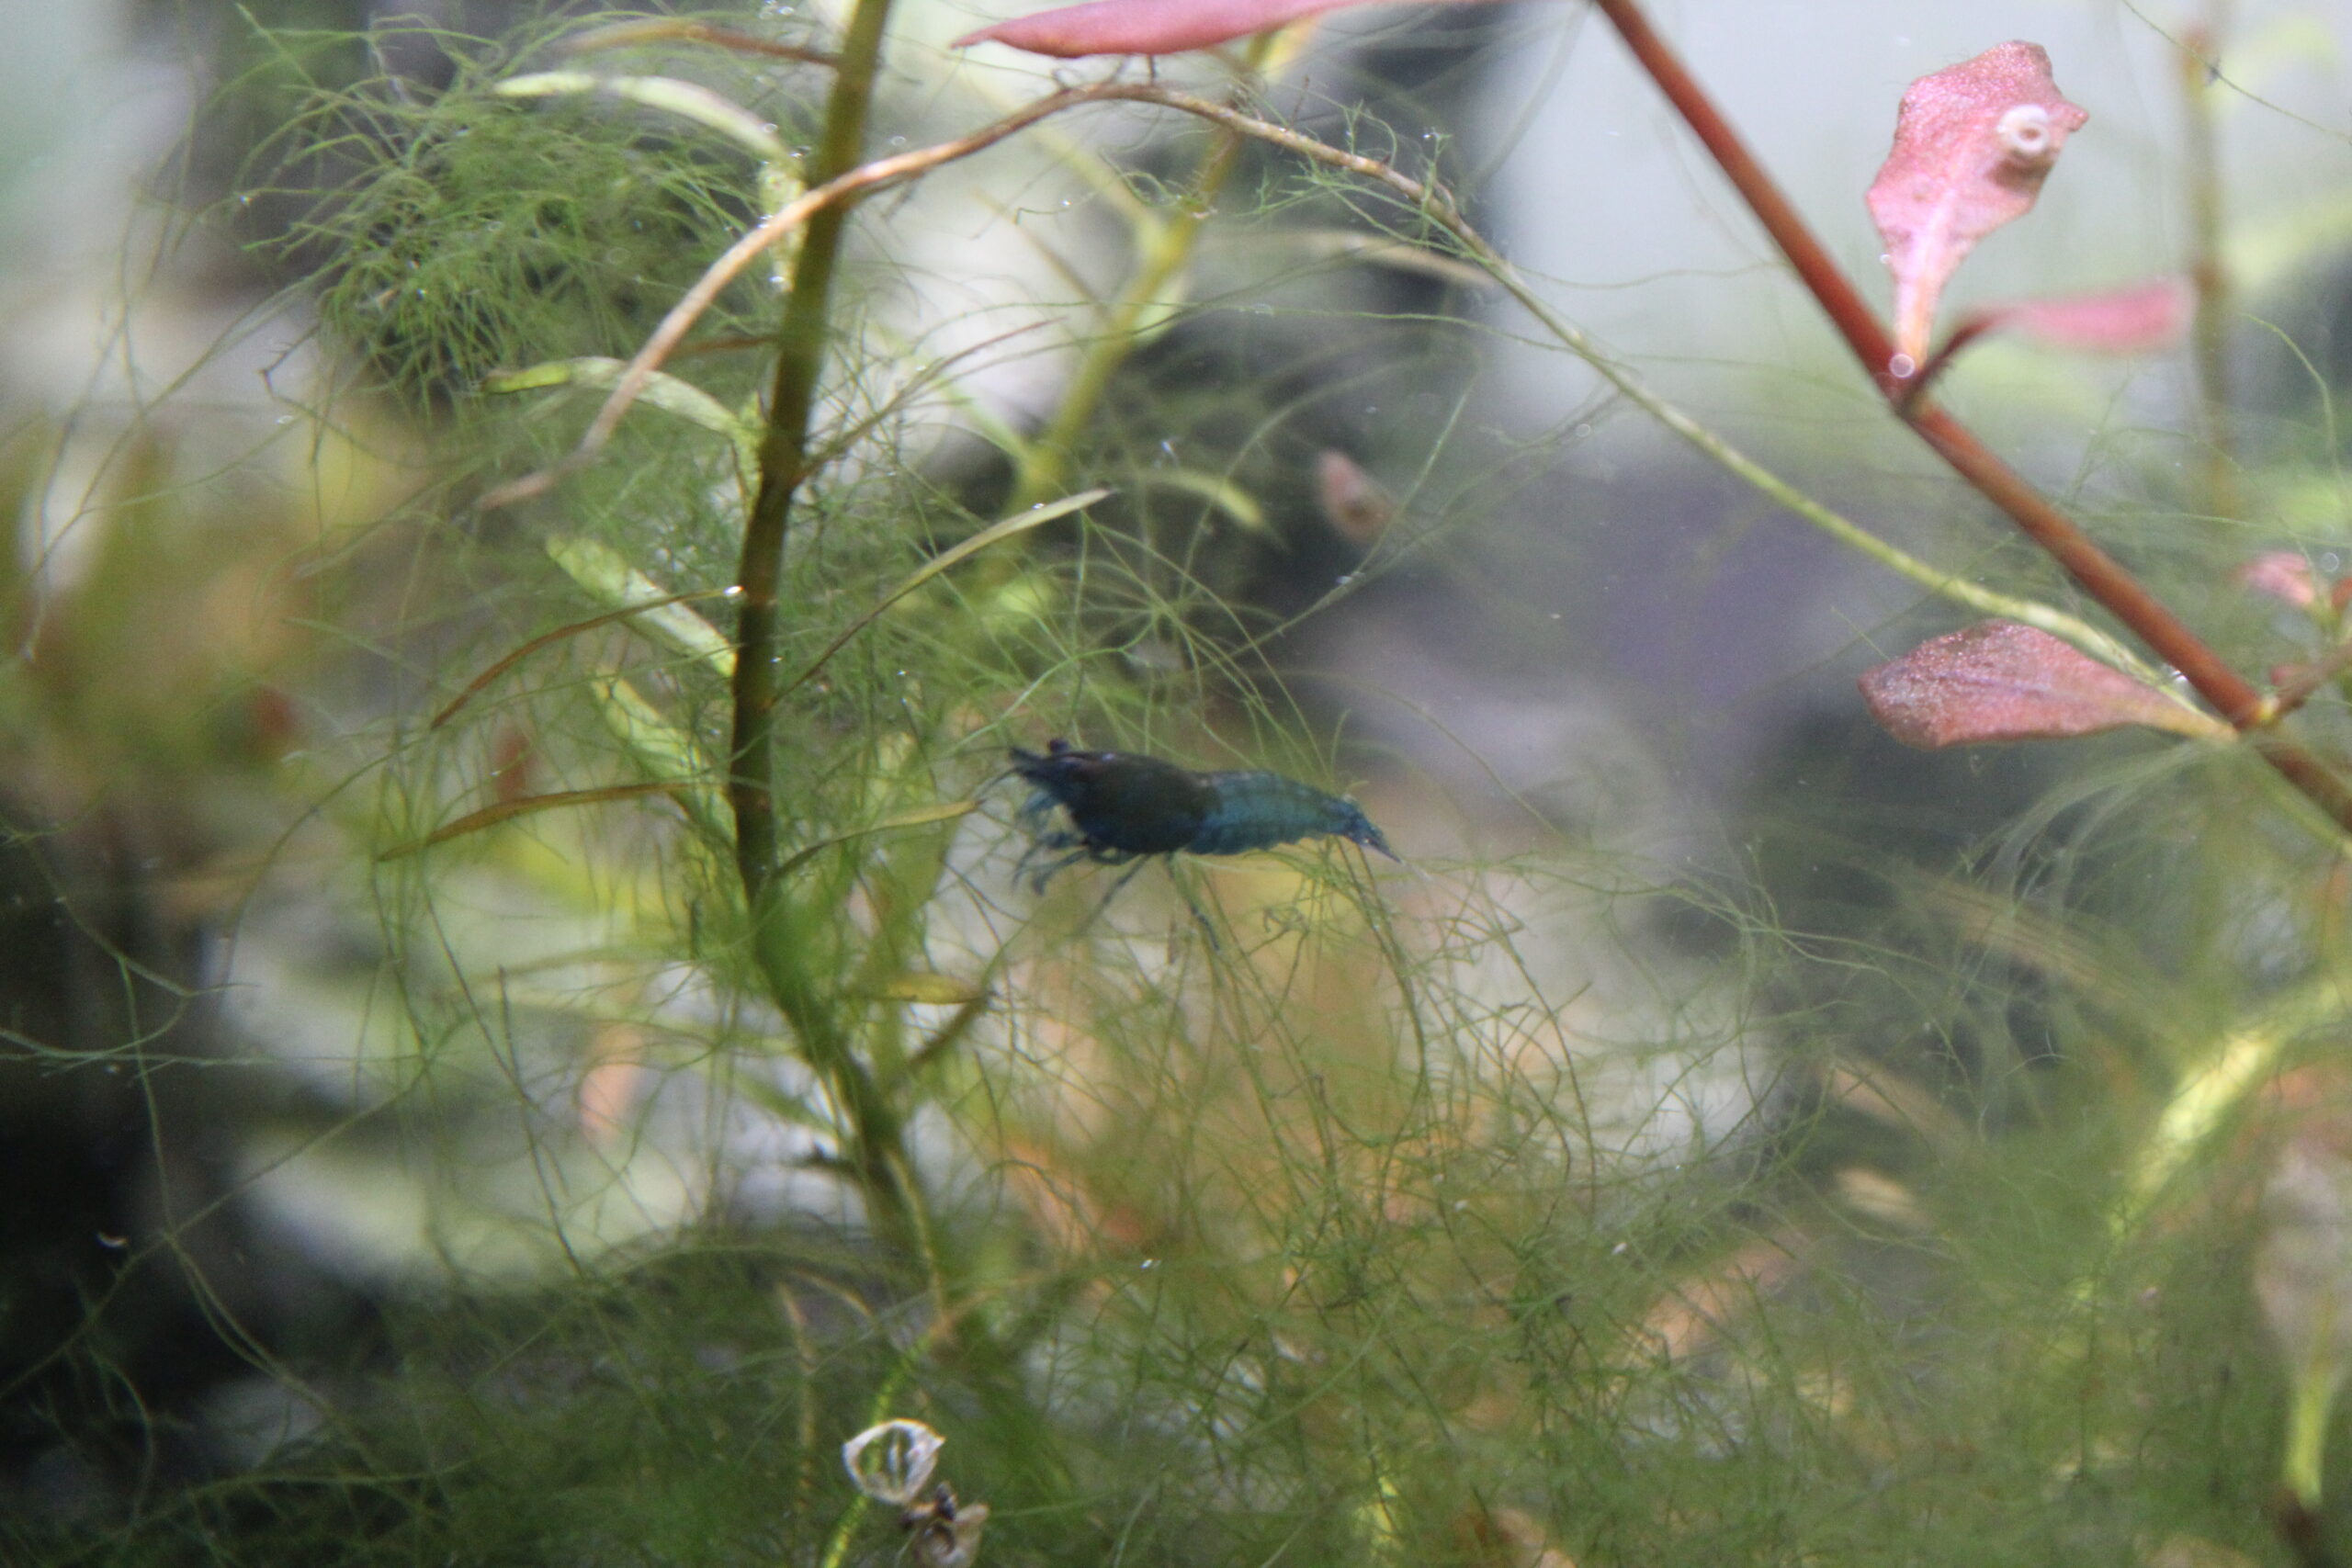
1909, 277, 2195, 397
780, 490, 1108, 697
1952, 276, 2194, 354
901, 993, 996, 1081
430, 587, 732, 730
775, 802, 979, 881
849, 973, 987, 1005
955, 0, 1408, 57
1136, 470, 1267, 534
546, 536, 736, 676
496, 71, 793, 164
558, 17, 838, 67
379, 783, 693, 859
489, 356, 761, 476
587, 673, 730, 845
2258, 1110, 2352, 1506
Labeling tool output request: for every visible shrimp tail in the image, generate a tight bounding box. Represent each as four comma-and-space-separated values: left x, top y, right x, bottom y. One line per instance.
1194, 772, 1398, 860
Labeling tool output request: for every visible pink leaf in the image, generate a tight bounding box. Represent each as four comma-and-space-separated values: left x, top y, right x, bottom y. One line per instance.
2238, 551, 2322, 610
952, 0, 1366, 56
1866, 42, 2089, 369
1858, 620, 2225, 748
1314, 450, 1395, 546
1953, 276, 2193, 355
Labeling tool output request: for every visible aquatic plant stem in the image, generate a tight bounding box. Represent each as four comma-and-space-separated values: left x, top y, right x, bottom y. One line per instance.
1007, 151, 1232, 509
729, 0, 915, 1240
735, 0, 893, 910
1007, 36, 1275, 510
717, 25, 1067, 1483
2178, 9, 2242, 520
1588, 0, 2352, 835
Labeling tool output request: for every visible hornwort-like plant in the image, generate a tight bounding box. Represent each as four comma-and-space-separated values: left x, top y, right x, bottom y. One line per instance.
418, 2, 2352, 1558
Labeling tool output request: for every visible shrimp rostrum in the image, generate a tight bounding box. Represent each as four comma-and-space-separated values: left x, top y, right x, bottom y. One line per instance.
1007, 738, 1397, 898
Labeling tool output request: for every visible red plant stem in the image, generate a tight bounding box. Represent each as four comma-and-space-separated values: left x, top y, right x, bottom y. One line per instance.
1589, 0, 2352, 830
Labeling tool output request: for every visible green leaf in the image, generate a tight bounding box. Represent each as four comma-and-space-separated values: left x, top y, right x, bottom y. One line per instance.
488, 356, 761, 476
496, 71, 793, 164
851, 972, 987, 1005
1138, 469, 1267, 534
546, 536, 736, 677
587, 673, 730, 846
378, 782, 696, 860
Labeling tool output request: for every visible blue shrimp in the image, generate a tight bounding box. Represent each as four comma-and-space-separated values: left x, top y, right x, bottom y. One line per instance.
1006, 739, 1396, 904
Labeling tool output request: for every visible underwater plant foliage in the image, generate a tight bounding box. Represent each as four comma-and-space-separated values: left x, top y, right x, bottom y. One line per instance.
7, 5, 2352, 1567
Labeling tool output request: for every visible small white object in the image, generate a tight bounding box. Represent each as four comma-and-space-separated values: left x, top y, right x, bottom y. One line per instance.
842, 1418, 945, 1507
1996, 103, 2054, 166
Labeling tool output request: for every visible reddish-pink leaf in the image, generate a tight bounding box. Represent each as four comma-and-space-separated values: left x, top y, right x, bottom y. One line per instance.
1953, 276, 2193, 355
1866, 42, 2089, 369
1858, 620, 2226, 748
2238, 551, 2323, 610
1314, 450, 1395, 546
953, 0, 1363, 56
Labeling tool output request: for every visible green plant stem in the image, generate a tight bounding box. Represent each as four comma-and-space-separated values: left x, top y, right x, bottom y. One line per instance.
2109, 981, 2338, 1250
734, 0, 893, 909
714, 21, 1066, 1474
1006, 187, 1214, 509
727, 0, 914, 1243
1007, 39, 1276, 510
1587, 0, 2352, 834
2179, 10, 2241, 520
2286, 1359, 2340, 1508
